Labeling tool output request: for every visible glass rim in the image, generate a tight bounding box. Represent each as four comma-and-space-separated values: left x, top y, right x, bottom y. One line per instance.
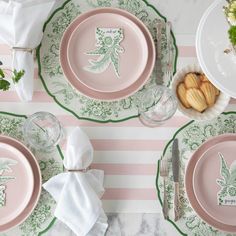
139, 104, 177, 124
138, 85, 177, 110
23, 112, 62, 150
138, 85, 178, 124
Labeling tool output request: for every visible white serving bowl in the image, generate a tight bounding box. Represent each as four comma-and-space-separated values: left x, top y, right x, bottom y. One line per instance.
171, 64, 230, 121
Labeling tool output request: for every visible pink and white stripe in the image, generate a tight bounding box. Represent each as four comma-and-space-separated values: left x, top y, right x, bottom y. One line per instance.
1, 32, 233, 214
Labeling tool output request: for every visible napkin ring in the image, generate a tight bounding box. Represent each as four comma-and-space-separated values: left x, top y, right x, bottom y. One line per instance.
66, 167, 90, 173
12, 47, 35, 53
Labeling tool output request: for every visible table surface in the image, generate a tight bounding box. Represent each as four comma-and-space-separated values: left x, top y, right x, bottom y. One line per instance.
1, 0, 235, 235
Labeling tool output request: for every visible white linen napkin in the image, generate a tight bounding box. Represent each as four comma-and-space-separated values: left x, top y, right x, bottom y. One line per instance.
43, 127, 108, 236
0, 0, 55, 101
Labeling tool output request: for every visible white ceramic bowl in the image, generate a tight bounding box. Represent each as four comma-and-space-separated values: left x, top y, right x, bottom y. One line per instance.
171, 64, 230, 121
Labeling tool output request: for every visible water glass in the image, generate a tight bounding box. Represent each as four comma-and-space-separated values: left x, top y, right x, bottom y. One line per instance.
139, 85, 178, 127
23, 112, 63, 152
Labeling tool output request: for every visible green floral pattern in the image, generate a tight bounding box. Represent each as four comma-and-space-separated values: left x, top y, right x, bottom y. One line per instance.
38, 0, 177, 122
84, 28, 124, 78
0, 185, 6, 207
217, 153, 236, 205
156, 112, 236, 236
86, 0, 112, 7
0, 112, 64, 236
0, 158, 17, 208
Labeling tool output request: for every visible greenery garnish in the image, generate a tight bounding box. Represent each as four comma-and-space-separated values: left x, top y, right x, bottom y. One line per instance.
0, 69, 5, 79
0, 80, 10, 91
12, 69, 25, 84
0, 61, 24, 91
228, 25, 236, 46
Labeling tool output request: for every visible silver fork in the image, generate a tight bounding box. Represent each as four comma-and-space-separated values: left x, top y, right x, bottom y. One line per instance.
160, 159, 169, 219
163, 67, 172, 84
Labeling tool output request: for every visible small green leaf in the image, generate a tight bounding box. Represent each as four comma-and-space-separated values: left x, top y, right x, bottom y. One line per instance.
228, 25, 236, 46
12, 69, 25, 84
0, 69, 5, 79
0, 79, 10, 91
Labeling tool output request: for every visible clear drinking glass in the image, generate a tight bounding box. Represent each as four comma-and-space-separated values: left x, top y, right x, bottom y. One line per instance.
139, 85, 178, 127
23, 112, 63, 152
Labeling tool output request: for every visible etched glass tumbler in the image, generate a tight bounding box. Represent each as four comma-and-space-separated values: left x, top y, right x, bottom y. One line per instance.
139, 85, 178, 127
23, 112, 63, 151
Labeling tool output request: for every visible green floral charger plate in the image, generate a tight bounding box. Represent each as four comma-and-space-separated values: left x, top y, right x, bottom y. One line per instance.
37, 0, 178, 123
156, 111, 236, 236
0, 112, 63, 236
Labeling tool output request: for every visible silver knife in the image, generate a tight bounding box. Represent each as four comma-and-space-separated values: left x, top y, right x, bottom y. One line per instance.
172, 138, 180, 221
165, 21, 172, 68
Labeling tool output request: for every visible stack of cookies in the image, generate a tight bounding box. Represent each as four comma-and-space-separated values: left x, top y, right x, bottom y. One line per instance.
176, 72, 220, 113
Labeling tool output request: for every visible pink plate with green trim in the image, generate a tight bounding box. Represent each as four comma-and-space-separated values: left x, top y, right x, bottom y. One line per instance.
186, 134, 236, 232
193, 140, 236, 226
0, 136, 41, 232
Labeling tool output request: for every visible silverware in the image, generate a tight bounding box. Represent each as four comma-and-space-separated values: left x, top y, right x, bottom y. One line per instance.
156, 19, 163, 60
156, 19, 164, 84
172, 138, 180, 221
165, 21, 172, 64
163, 21, 173, 83
160, 159, 169, 219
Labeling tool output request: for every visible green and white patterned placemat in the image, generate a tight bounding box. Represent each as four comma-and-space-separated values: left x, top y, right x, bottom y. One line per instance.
37, 0, 178, 123
0, 112, 63, 236
156, 112, 236, 236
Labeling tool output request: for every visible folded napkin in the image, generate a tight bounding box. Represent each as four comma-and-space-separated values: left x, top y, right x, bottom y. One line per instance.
0, 0, 55, 101
43, 127, 108, 236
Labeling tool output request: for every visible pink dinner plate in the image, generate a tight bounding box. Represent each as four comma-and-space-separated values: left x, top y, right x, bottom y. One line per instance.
60, 8, 155, 100
185, 133, 236, 232
193, 140, 236, 226
0, 136, 41, 232
0, 142, 33, 226
67, 12, 148, 93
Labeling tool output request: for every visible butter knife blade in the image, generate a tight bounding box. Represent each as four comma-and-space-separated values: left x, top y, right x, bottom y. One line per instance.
165, 21, 172, 68
172, 138, 180, 221
172, 138, 179, 182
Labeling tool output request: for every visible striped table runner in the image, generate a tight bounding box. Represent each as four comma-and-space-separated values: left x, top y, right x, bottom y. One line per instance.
1, 35, 236, 215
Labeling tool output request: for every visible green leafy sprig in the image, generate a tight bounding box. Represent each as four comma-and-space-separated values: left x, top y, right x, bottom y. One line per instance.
0, 60, 25, 91
228, 25, 236, 46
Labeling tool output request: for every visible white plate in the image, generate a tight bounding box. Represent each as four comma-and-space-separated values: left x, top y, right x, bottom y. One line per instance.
196, 0, 236, 98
